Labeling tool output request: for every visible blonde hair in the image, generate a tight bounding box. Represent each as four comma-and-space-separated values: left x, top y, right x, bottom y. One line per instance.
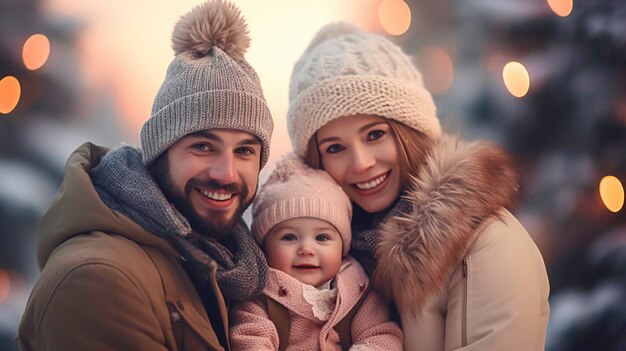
304, 118, 434, 190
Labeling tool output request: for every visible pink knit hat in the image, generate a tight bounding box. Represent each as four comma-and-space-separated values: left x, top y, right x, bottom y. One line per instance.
251, 153, 352, 256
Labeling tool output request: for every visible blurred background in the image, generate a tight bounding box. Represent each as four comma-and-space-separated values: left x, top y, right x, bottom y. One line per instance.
1, 0, 624, 349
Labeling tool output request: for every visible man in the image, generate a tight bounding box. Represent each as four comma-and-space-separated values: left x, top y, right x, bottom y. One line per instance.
18, 1, 273, 350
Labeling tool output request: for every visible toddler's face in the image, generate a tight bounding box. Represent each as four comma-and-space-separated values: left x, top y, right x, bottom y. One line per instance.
264, 217, 343, 287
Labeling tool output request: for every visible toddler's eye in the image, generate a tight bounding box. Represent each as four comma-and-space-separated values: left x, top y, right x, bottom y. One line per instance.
315, 234, 331, 242
281, 233, 297, 241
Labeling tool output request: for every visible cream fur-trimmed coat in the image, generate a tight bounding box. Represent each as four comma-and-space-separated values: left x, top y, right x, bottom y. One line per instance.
229, 257, 403, 350
370, 135, 550, 350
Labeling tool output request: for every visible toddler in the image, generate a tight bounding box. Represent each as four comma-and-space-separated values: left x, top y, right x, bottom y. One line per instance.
229, 154, 402, 351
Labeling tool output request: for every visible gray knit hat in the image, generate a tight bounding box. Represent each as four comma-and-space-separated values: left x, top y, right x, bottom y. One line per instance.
287, 22, 441, 157
140, 0, 273, 167
251, 153, 352, 256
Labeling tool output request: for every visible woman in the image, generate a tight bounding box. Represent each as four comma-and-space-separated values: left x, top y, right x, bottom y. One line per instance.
286, 23, 550, 350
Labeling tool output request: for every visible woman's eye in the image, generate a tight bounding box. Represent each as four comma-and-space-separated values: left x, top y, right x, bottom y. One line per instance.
367, 130, 385, 141
325, 144, 345, 154
315, 234, 330, 242
281, 234, 297, 241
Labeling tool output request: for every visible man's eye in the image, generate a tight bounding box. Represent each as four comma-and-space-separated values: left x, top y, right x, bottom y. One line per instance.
281, 234, 297, 241
325, 144, 345, 154
236, 147, 255, 156
315, 234, 330, 242
367, 130, 385, 141
193, 144, 211, 151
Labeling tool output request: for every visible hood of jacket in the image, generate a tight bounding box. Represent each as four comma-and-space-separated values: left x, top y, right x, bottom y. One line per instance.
372, 135, 518, 313
37, 142, 178, 269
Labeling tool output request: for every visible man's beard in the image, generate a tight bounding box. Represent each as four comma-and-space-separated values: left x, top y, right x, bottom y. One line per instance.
150, 155, 254, 240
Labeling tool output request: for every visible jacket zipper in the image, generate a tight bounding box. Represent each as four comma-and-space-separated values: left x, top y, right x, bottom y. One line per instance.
461, 257, 468, 347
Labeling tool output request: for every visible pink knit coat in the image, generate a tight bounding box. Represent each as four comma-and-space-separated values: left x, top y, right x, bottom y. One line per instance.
229, 257, 403, 351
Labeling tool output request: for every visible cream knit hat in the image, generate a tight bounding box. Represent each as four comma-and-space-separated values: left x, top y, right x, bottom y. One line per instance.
287, 22, 441, 157
251, 153, 352, 256
140, 0, 274, 167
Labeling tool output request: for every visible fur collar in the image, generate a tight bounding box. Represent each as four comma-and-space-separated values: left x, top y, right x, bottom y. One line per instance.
371, 135, 519, 313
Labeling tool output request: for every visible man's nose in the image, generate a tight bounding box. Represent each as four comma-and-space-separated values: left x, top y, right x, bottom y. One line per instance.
208, 151, 237, 184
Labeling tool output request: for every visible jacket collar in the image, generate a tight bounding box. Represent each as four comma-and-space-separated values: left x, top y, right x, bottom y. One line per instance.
371, 135, 518, 313
37, 142, 179, 269
264, 258, 368, 322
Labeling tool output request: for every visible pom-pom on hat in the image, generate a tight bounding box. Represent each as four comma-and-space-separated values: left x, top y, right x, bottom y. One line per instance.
251, 153, 352, 256
287, 22, 441, 157
141, 0, 273, 167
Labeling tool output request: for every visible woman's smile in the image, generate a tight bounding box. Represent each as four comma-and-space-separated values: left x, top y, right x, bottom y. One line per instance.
316, 115, 402, 213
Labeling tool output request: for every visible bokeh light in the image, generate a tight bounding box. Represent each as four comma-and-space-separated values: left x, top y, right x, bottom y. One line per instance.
0, 76, 21, 114
599, 176, 624, 213
22, 33, 51, 71
378, 0, 411, 36
0, 269, 9, 304
547, 0, 574, 17
502, 61, 530, 98
417, 46, 454, 95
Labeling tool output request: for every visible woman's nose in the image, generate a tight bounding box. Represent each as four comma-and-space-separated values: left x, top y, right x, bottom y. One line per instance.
351, 144, 376, 173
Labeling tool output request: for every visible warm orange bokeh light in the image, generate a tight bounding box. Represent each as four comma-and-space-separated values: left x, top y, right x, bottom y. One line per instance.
502, 61, 530, 98
22, 33, 51, 71
418, 47, 454, 95
547, 0, 573, 17
378, 0, 411, 36
0, 269, 9, 304
599, 176, 624, 213
0, 76, 21, 114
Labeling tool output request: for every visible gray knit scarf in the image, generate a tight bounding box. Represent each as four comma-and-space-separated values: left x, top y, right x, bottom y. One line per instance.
350, 196, 413, 276
90, 145, 267, 302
